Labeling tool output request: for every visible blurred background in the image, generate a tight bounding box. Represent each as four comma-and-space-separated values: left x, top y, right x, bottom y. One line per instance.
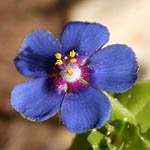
0, 0, 149, 150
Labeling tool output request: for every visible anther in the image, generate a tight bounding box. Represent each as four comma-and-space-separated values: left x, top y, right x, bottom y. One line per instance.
55, 53, 62, 59
67, 68, 73, 76
70, 50, 76, 57
64, 56, 68, 60
55, 60, 63, 65
70, 58, 77, 64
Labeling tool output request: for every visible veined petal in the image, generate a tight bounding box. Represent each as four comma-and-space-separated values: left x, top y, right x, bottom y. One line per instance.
11, 78, 63, 122
61, 86, 111, 133
16, 30, 62, 78
60, 22, 109, 57
90, 44, 137, 93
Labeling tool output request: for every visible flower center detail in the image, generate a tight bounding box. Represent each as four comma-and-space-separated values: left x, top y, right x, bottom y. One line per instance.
55, 50, 77, 66
60, 64, 81, 83
67, 68, 72, 76
52, 50, 90, 93
54, 50, 81, 83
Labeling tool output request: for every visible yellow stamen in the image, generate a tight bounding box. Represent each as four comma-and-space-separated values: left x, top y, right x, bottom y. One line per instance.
67, 68, 73, 76
55, 53, 62, 59
64, 56, 68, 60
70, 58, 77, 64
70, 50, 76, 57
55, 60, 63, 65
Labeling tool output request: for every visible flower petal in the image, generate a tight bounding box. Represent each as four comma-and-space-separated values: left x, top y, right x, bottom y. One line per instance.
60, 22, 109, 57
14, 57, 50, 78
16, 30, 62, 78
61, 86, 111, 133
11, 78, 64, 122
90, 44, 137, 93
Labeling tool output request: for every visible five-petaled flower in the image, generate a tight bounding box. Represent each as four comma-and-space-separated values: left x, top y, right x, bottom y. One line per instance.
11, 22, 137, 133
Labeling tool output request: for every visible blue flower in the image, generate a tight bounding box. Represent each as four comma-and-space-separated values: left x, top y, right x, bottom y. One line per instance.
11, 22, 137, 133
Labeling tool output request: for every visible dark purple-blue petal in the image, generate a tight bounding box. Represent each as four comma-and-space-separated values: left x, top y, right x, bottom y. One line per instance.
16, 30, 62, 78
11, 78, 63, 122
60, 22, 109, 57
15, 57, 49, 78
90, 44, 137, 93
61, 86, 111, 133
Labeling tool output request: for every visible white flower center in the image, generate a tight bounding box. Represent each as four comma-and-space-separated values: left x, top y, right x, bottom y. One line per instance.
60, 64, 81, 83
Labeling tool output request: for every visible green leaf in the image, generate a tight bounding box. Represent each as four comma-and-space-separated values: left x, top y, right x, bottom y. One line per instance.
70, 132, 92, 150
144, 128, 150, 141
115, 81, 150, 133
87, 128, 118, 150
87, 122, 150, 150
118, 122, 150, 150
105, 93, 137, 125
87, 129, 104, 150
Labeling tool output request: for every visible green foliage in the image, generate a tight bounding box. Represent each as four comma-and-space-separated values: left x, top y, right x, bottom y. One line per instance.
87, 130, 104, 150
70, 132, 92, 150
115, 81, 150, 133
70, 81, 150, 150
105, 93, 137, 125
